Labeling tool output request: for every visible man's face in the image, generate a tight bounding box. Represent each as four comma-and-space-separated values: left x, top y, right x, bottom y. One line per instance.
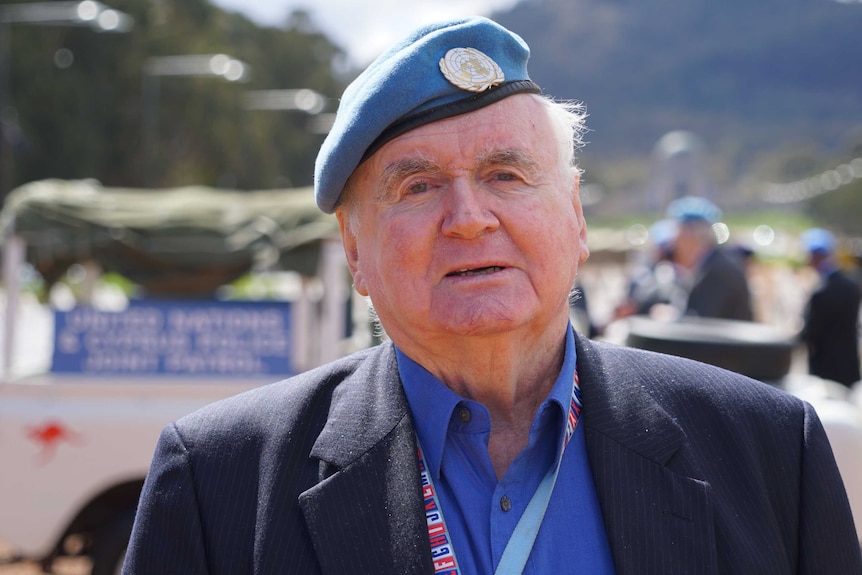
337, 95, 589, 350
672, 220, 710, 271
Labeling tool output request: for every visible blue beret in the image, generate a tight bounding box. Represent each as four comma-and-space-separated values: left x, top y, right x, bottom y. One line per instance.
800, 227, 836, 254
666, 195, 723, 225
313, 16, 541, 213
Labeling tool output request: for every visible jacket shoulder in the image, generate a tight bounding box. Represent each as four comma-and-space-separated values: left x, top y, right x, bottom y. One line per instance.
171, 344, 391, 446
579, 336, 802, 419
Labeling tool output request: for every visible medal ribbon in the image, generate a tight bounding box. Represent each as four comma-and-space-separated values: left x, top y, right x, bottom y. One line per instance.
418, 370, 582, 575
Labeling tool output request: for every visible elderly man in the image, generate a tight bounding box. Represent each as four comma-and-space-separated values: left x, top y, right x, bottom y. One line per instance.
124, 17, 861, 575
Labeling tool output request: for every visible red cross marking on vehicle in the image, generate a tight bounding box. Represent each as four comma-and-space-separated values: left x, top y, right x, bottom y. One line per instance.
26, 420, 83, 463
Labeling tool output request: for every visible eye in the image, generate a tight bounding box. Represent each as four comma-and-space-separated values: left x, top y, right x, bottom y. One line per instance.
488, 169, 526, 185
495, 172, 518, 182
406, 181, 430, 195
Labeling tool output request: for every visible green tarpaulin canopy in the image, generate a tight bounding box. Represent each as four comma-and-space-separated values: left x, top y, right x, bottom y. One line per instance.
0, 179, 340, 296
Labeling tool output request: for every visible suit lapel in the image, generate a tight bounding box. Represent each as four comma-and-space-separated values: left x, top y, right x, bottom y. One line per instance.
576, 334, 718, 574
299, 343, 433, 575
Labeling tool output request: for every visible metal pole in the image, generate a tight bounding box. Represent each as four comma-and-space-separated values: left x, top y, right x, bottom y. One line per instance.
2, 224, 24, 383
292, 276, 313, 372
319, 237, 346, 365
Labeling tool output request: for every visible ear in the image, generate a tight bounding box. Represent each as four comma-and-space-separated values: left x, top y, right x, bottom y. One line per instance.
335, 208, 369, 296
572, 172, 590, 264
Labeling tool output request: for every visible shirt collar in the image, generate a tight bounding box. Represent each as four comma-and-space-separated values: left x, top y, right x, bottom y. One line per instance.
397, 323, 578, 480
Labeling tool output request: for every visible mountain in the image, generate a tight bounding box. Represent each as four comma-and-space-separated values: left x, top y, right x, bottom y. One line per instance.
492, 0, 862, 165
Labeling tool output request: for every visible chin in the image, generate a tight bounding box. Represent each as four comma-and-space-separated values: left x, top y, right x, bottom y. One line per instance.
434, 307, 527, 336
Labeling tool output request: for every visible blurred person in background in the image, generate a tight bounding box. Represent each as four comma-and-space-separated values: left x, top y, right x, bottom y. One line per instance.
799, 228, 861, 388
667, 196, 753, 322
612, 218, 682, 321
123, 17, 861, 575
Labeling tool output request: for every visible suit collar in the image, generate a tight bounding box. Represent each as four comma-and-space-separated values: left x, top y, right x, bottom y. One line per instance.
310, 342, 409, 468
302, 343, 434, 575
576, 332, 686, 464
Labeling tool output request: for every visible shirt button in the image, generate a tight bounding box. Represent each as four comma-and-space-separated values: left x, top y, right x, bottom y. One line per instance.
457, 407, 471, 423
500, 496, 512, 512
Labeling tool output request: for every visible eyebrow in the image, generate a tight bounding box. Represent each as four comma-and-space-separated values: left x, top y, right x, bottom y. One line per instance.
476, 148, 543, 180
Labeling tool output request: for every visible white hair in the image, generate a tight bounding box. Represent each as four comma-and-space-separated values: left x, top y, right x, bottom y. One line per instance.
532, 94, 588, 183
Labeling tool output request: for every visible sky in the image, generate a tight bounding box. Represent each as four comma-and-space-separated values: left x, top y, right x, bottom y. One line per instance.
208, 0, 521, 66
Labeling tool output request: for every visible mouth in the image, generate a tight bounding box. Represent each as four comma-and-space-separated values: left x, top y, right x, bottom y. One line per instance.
446, 266, 505, 277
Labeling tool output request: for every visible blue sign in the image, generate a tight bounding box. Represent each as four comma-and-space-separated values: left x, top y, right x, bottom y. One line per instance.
52, 300, 294, 376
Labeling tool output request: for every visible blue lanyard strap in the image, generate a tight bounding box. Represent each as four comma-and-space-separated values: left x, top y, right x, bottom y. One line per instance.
493, 451, 564, 574
417, 371, 583, 575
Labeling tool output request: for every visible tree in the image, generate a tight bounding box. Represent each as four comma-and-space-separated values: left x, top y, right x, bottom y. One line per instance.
0, 0, 350, 198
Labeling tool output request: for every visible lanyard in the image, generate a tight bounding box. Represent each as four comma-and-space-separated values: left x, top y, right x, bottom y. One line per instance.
418, 371, 582, 575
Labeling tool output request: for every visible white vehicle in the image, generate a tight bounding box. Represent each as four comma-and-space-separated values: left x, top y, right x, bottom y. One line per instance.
0, 373, 268, 574
0, 180, 360, 574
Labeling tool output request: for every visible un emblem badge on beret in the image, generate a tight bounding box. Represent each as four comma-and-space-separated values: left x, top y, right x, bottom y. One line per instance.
439, 47, 505, 92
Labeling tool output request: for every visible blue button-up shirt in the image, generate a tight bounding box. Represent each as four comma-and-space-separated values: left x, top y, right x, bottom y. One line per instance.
398, 325, 616, 574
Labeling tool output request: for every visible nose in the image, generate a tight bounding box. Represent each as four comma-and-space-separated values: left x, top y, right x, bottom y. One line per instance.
441, 180, 500, 238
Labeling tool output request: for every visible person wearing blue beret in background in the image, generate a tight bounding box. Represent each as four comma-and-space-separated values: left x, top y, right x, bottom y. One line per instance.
124, 17, 861, 575
665, 195, 754, 322
799, 228, 861, 388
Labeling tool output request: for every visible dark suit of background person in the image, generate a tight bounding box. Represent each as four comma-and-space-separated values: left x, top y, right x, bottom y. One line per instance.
800, 228, 862, 387
124, 17, 861, 575
686, 248, 754, 321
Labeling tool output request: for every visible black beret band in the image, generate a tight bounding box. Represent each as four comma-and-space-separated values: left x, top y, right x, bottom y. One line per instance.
361, 80, 542, 164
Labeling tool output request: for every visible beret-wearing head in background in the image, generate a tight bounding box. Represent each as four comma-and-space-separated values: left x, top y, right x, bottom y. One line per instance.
665, 195, 723, 225
313, 16, 541, 213
800, 227, 836, 255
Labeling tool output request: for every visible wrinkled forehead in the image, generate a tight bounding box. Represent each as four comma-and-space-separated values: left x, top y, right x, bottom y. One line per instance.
352, 95, 561, 186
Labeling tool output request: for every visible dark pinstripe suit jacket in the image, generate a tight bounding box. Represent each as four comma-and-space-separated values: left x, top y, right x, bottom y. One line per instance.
124, 333, 862, 574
